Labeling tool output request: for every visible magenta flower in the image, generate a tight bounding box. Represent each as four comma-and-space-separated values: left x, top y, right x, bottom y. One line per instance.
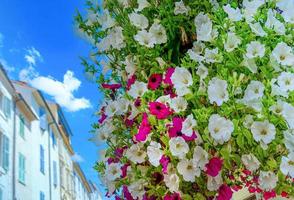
135, 113, 151, 142
168, 117, 197, 141
121, 163, 130, 178
160, 155, 170, 174
205, 157, 223, 177
163, 67, 175, 86
149, 102, 172, 119
102, 83, 122, 91
148, 73, 162, 90
123, 185, 134, 200
164, 193, 181, 200
217, 184, 233, 200
126, 74, 136, 90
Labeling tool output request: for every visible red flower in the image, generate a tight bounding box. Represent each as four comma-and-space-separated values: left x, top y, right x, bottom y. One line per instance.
164, 193, 181, 200
263, 190, 276, 200
163, 67, 175, 86
149, 102, 172, 119
127, 74, 136, 90
205, 157, 223, 177
281, 191, 288, 198
217, 184, 233, 200
160, 155, 170, 174
148, 73, 162, 90
167, 117, 197, 141
135, 113, 151, 142
102, 83, 122, 90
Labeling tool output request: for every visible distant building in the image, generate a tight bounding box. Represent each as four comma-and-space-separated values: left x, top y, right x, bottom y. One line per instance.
0, 64, 100, 200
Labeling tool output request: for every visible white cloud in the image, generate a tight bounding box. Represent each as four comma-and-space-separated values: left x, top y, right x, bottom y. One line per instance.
28, 70, 91, 112
71, 153, 84, 162
24, 47, 43, 66
0, 58, 15, 73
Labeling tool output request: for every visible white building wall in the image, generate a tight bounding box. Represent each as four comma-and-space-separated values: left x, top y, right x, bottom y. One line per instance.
0, 78, 14, 200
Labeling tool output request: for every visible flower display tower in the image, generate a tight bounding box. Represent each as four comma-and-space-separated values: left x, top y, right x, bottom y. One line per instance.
76, 0, 294, 199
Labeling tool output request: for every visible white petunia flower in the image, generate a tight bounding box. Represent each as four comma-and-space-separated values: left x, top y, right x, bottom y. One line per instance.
208, 77, 229, 106
272, 42, 294, 66
147, 141, 163, 167
149, 20, 167, 44
128, 12, 149, 29
169, 137, 189, 159
241, 154, 260, 172
243, 0, 265, 22
246, 41, 265, 59
170, 96, 188, 113
123, 55, 137, 77
249, 22, 267, 37
241, 56, 258, 73
223, 4, 242, 21
187, 41, 205, 62
280, 152, 294, 178
125, 143, 146, 163
281, 101, 294, 129
243, 80, 265, 101
258, 171, 278, 191
208, 114, 234, 144
243, 114, 254, 129
193, 146, 209, 170
284, 129, 294, 152
97, 10, 116, 30
269, 99, 286, 115
174, 1, 191, 15
265, 9, 285, 35
128, 179, 147, 199
135, 0, 150, 12
251, 120, 276, 145
271, 78, 289, 98
171, 67, 193, 96
105, 163, 122, 181
116, 98, 130, 115
224, 32, 241, 52
195, 13, 217, 42
105, 100, 118, 117
181, 114, 197, 137
177, 159, 200, 182
134, 30, 156, 48
164, 173, 180, 192
204, 48, 221, 63
277, 0, 294, 24
128, 81, 148, 99
277, 72, 294, 92
196, 64, 208, 79
207, 173, 223, 191
156, 95, 172, 105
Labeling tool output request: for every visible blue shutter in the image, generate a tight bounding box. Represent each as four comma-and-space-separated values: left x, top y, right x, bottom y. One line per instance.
18, 153, 25, 183
2, 135, 9, 170
39, 107, 47, 131
40, 191, 45, 200
51, 131, 56, 148
19, 116, 25, 138
40, 145, 45, 174
53, 161, 57, 186
0, 187, 2, 200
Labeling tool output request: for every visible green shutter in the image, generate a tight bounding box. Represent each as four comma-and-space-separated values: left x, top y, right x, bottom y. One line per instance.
3, 97, 11, 118
18, 153, 25, 184
19, 116, 25, 138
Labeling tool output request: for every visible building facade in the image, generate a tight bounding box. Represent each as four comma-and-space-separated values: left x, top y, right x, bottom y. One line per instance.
0, 64, 98, 200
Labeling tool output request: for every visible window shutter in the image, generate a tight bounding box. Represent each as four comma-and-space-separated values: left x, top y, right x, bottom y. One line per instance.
39, 107, 47, 131
53, 161, 57, 186
2, 135, 9, 170
3, 97, 11, 118
19, 116, 25, 138
40, 145, 45, 173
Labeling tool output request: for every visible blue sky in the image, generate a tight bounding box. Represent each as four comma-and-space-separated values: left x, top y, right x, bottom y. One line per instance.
0, 0, 104, 192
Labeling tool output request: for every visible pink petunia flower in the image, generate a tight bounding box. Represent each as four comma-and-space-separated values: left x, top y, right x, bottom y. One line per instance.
205, 157, 223, 177
160, 155, 170, 174
135, 113, 151, 142
167, 117, 197, 141
149, 102, 172, 119
127, 74, 137, 90
263, 190, 276, 200
163, 67, 175, 86
164, 193, 181, 200
217, 184, 233, 200
102, 83, 122, 91
148, 73, 162, 90
123, 185, 134, 200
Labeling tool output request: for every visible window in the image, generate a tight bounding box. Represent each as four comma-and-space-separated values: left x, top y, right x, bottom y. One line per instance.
40, 145, 45, 174
18, 153, 26, 184
0, 132, 9, 171
53, 161, 57, 187
40, 191, 45, 200
19, 115, 25, 138
39, 107, 47, 131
